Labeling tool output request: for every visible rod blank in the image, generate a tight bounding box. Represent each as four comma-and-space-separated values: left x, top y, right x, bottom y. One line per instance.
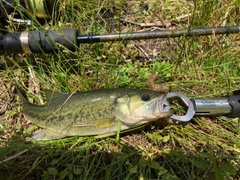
80, 26, 240, 43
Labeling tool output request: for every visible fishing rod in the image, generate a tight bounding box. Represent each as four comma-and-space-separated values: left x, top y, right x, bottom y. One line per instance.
0, 1, 239, 54
0, 26, 240, 54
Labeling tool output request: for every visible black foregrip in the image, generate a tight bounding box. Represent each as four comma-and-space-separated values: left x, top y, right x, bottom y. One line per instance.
28, 29, 77, 53
227, 95, 240, 117
1, 29, 78, 53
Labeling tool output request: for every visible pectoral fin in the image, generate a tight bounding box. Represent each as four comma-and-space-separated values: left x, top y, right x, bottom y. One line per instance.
33, 129, 66, 141
93, 118, 115, 128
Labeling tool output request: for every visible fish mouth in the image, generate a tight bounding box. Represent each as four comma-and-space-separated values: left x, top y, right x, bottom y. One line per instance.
158, 95, 174, 117
143, 95, 174, 120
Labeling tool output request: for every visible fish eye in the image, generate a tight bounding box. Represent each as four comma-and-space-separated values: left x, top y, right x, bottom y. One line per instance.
141, 93, 151, 101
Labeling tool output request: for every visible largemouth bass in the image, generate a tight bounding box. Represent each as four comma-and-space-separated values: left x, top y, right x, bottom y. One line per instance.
17, 88, 173, 140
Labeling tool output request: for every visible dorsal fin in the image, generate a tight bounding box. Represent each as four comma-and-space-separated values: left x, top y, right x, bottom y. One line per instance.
43, 89, 70, 105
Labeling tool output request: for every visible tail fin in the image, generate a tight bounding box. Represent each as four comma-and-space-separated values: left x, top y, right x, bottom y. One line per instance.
15, 86, 31, 105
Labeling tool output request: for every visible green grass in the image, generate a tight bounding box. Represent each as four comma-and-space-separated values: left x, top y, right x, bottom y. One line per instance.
0, 0, 240, 179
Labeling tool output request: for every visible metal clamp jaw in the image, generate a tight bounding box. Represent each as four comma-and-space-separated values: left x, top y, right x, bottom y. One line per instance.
163, 92, 195, 122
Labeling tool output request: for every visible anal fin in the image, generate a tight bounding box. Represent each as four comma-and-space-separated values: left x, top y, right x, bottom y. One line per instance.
33, 129, 66, 141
